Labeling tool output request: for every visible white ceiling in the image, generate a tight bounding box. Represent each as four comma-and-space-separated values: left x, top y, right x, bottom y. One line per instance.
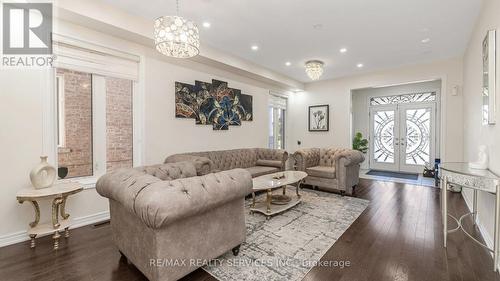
101, 0, 482, 83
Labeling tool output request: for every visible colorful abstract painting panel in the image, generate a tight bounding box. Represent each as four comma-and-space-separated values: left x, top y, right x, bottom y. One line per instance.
175, 79, 253, 130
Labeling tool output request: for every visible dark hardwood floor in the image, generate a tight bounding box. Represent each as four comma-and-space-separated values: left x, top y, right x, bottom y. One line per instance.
1, 179, 499, 281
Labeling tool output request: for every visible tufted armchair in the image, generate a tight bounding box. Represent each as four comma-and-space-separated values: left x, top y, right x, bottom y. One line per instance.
293, 148, 365, 195
165, 148, 288, 178
96, 161, 252, 281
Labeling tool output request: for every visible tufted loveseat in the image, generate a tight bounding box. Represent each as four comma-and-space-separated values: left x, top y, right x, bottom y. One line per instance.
293, 148, 365, 195
96, 161, 252, 281
165, 148, 288, 178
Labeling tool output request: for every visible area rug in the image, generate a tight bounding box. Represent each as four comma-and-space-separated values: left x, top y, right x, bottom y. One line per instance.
203, 189, 369, 281
366, 169, 419, 180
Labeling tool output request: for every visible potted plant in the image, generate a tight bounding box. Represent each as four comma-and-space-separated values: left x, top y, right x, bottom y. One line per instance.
352, 132, 368, 153
353, 132, 368, 169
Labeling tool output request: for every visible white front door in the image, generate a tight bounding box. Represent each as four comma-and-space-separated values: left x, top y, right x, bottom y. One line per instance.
369, 103, 436, 173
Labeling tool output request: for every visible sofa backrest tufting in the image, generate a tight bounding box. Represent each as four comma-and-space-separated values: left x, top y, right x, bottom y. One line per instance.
165, 148, 288, 174
320, 148, 355, 167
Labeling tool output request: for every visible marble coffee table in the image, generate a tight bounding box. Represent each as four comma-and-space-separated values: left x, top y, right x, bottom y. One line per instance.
250, 170, 307, 219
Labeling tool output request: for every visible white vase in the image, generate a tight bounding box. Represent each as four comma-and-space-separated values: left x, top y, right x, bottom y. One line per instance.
30, 156, 56, 189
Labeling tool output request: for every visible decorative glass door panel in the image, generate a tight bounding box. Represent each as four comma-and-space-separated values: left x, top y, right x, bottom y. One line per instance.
370, 102, 435, 173
369, 106, 399, 171
399, 103, 435, 173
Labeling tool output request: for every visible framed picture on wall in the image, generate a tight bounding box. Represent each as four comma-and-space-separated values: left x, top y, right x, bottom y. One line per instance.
308, 105, 329, 131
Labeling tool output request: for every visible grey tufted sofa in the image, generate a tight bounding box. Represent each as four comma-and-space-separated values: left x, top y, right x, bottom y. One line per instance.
96, 161, 252, 281
293, 148, 365, 195
165, 148, 288, 178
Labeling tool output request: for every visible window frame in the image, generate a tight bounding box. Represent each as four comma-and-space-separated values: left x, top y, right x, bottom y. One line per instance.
56, 74, 66, 148
268, 94, 288, 150
43, 37, 144, 189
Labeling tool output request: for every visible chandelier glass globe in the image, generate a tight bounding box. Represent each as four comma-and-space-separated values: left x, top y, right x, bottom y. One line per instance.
154, 15, 200, 58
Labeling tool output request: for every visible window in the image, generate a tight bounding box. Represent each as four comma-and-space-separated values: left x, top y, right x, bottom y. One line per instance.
46, 34, 141, 185
56, 68, 134, 179
370, 92, 436, 105
56, 69, 94, 178
268, 94, 287, 149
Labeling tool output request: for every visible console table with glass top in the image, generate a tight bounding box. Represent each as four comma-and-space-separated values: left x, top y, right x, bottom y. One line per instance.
439, 162, 500, 271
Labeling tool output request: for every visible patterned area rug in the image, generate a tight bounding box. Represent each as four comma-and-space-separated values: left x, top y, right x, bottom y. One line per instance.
203, 189, 369, 281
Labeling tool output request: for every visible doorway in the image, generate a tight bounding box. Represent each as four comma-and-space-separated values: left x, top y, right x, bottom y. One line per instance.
369, 94, 436, 173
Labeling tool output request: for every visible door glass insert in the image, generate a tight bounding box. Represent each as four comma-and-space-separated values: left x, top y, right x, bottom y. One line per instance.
370, 92, 436, 105
373, 110, 395, 163
405, 108, 431, 165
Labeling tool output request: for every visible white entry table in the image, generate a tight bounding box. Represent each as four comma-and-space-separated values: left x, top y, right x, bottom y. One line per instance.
439, 162, 500, 271
16, 182, 83, 250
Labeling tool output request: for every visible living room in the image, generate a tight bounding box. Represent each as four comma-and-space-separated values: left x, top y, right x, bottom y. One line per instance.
0, 0, 499, 281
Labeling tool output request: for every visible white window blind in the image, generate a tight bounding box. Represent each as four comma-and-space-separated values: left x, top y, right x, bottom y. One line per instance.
52, 34, 140, 81
269, 93, 287, 110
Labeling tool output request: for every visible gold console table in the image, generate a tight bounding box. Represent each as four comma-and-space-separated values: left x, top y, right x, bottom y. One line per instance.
439, 162, 500, 271
16, 182, 82, 250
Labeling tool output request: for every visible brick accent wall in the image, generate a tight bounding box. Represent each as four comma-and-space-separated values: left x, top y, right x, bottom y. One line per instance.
57, 69, 93, 178
106, 77, 133, 172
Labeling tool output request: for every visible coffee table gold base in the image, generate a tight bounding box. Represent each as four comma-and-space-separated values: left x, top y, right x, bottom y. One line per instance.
250, 185, 301, 219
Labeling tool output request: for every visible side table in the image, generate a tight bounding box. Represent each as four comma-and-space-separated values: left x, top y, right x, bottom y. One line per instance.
16, 182, 83, 250
439, 162, 500, 271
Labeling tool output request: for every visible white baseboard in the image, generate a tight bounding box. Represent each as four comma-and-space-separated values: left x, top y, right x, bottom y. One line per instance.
0, 211, 110, 248
461, 191, 498, 271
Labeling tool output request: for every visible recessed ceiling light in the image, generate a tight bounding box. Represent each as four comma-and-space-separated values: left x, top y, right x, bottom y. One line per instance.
285, 62, 291, 66
421, 38, 431, 43
251, 45, 259, 51
340, 48, 347, 53
202, 22, 211, 28
312, 23, 323, 30
357, 63, 364, 68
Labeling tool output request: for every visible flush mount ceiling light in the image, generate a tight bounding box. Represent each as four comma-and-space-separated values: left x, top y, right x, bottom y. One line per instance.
305, 60, 325, 81
154, 0, 200, 58
340, 48, 347, 53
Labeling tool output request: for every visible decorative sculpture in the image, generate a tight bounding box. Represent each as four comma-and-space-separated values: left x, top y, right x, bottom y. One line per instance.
175, 79, 253, 130
469, 145, 489, 170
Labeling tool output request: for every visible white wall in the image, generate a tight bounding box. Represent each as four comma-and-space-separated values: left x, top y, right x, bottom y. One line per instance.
462, 0, 500, 251
0, 19, 279, 246
143, 57, 270, 164
288, 58, 464, 165
351, 80, 442, 169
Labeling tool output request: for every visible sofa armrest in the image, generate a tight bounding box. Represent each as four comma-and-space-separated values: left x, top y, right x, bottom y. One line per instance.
293, 148, 320, 171
334, 150, 364, 195
255, 148, 288, 170
334, 149, 365, 167
133, 169, 252, 228
96, 168, 163, 216
164, 154, 214, 175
